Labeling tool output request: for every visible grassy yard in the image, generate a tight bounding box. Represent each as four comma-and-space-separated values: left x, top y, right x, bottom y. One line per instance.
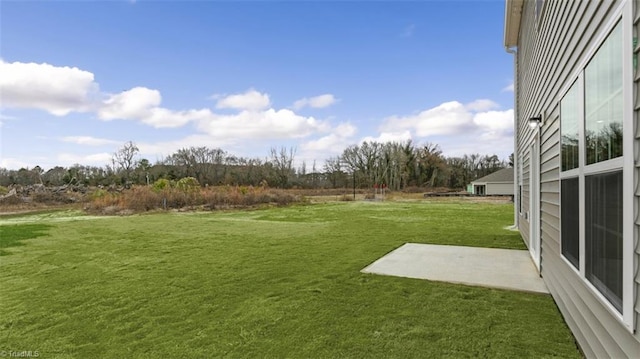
0, 201, 580, 358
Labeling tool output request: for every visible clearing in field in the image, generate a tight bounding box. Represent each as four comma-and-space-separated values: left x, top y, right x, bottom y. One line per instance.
0, 201, 581, 358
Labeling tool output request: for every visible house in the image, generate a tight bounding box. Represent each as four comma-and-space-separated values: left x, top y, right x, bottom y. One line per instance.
469, 168, 514, 196
504, 0, 640, 357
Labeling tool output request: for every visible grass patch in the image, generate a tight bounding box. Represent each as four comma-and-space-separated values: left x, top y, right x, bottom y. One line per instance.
0, 223, 52, 256
0, 201, 580, 358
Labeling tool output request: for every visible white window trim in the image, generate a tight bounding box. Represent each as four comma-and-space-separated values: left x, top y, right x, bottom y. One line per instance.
620, 0, 634, 332
557, 1, 635, 333
559, 73, 584, 275
584, 157, 624, 175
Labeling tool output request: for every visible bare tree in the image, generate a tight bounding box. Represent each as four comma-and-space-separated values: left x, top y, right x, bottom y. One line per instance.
417, 143, 447, 187
269, 146, 296, 188
324, 156, 345, 188
32, 165, 44, 185
113, 141, 140, 183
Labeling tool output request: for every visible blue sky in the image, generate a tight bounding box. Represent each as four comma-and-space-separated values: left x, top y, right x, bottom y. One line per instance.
0, 0, 514, 170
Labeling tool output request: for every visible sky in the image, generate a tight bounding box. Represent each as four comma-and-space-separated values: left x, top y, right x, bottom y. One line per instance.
0, 0, 514, 171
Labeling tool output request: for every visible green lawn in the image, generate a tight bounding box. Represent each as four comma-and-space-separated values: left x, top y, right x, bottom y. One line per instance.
0, 201, 581, 358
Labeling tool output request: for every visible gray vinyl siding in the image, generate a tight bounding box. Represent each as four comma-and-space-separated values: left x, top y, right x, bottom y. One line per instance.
515, 0, 640, 357
486, 183, 514, 196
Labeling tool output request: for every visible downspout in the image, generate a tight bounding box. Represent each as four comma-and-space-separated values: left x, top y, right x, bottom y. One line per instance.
505, 46, 518, 229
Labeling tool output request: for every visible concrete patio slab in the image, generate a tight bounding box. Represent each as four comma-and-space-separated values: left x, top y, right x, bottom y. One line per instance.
361, 243, 549, 294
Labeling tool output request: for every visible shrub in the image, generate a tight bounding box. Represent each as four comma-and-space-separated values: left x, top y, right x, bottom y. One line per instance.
176, 177, 200, 192
89, 185, 305, 214
125, 186, 161, 211
0, 193, 22, 205
91, 188, 109, 199
87, 192, 123, 213
152, 178, 173, 191
270, 190, 296, 205
0, 186, 8, 196
32, 191, 70, 204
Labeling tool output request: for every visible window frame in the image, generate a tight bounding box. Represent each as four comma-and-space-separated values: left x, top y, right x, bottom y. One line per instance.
559, 74, 584, 276
584, 170, 624, 312
556, 2, 634, 332
559, 79, 582, 179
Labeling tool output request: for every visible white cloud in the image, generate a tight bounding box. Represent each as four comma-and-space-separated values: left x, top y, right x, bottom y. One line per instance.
298, 122, 357, 167
215, 89, 271, 111
437, 105, 514, 159
197, 108, 329, 140
381, 101, 474, 137
292, 94, 337, 110
438, 133, 513, 159
361, 131, 412, 144
469, 109, 514, 159
142, 107, 212, 128
465, 99, 499, 112
0, 61, 209, 129
301, 134, 348, 153
98, 87, 212, 128
373, 99, 514, 159
0, 60, 98, 116
57, 152, 113, 167
473, 109, 514, 133
502, 82, 514, 92
302, 123, 357, 152
61, 136, 120, 146
380, 100, 513, 139
0, 157, 31, 169
0, 59, 358, 169
0, 60, 335, 140
136, 134, 236, 158
99, 87, 161, 120
334, 122, 357, 137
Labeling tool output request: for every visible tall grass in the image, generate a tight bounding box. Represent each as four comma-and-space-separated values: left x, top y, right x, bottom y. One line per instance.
88, 185, 302, 213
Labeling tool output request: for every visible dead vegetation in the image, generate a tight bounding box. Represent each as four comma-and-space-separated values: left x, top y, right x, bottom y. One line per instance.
0, 182, 509, 215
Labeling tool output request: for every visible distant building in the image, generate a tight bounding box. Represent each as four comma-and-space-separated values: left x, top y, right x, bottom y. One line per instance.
469, 168, 513, 196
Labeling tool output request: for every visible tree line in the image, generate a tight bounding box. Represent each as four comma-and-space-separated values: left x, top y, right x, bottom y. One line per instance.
0, 140, 512, 190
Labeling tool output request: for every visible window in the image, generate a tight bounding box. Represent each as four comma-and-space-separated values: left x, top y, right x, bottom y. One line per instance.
585, 171, 623, 311
585, 24, 623, 164
561, 82, 579, 171
561, 178, 579, 268
559, 21, 627, 317
560, 80, 580, 269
